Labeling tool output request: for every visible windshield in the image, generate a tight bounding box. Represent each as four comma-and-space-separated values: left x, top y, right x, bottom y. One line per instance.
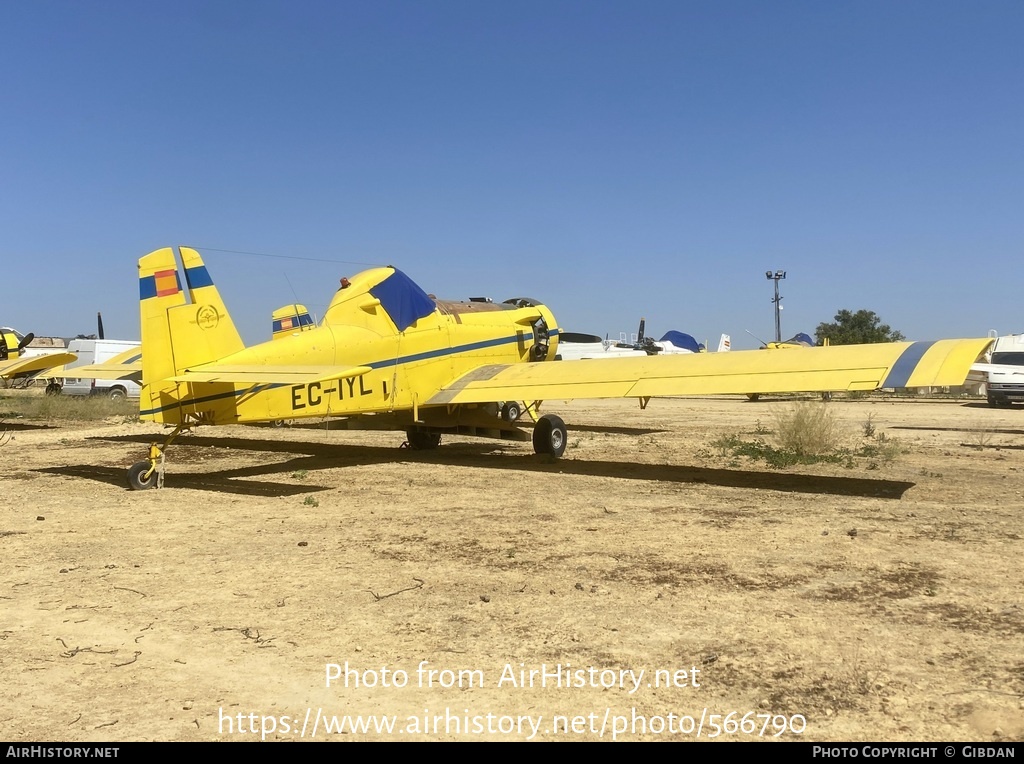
992, 352, 1024, 367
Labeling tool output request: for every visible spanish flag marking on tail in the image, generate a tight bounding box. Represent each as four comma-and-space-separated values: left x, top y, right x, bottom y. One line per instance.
139, 268, 183, 300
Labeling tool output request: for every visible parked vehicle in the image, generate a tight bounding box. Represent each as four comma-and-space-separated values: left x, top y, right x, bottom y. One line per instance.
981, 334, 1024, 407
52, 339, 142, 400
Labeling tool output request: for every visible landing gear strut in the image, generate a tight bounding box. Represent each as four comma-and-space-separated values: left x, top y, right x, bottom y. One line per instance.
126, 425, 185, 490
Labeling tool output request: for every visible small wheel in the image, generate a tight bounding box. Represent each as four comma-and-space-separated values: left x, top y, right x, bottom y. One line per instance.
45, 382, 62, 396
406, 428, 441, 450
746, 393, 760, 402
501, 401, 521, 422
272, 419, 286, 428
109, 387, 127, 401
532, 414, 567, 458
821, 391, 833, 402
127, 461, 157, 490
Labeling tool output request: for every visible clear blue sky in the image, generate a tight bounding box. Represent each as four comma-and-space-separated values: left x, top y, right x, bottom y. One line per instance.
2, 1, 1021, 348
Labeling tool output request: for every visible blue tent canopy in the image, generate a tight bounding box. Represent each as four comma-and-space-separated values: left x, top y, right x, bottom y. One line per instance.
658, 331, 701, 353
370, 269, 437, 332
783, 332, 815, 347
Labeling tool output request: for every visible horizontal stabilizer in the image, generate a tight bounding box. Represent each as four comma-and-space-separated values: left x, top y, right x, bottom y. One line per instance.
170, 364, 370, 385
53, 346, 143, 381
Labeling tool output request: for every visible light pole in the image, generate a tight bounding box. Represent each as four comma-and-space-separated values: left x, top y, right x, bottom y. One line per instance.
765, 270, 786, 343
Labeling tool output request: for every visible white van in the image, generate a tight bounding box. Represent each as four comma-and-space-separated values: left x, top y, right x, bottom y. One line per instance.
57, 339, 142, 400
982, 333, 1024, 407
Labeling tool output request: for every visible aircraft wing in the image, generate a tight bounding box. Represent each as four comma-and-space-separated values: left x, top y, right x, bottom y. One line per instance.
428, 338, 992, 405
0, 352, 78, 379
169, 364, 370, 385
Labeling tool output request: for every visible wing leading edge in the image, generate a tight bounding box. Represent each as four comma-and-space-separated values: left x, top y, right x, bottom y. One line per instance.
0, 352, 78, 379
428, 338, 992, 405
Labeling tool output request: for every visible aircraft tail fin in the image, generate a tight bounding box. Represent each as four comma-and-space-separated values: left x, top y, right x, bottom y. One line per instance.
139, 247, 245, 399
271, 304, 315, 340
717, 334, 732, 352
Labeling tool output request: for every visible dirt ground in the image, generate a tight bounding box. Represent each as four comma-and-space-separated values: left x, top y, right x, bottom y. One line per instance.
1, 392, 1022, 742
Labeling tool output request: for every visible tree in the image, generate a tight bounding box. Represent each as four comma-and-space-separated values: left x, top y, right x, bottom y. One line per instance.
815, 309, 905, 346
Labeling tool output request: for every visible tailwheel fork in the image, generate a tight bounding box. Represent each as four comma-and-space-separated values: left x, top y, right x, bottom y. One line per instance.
127, 425, 186, 490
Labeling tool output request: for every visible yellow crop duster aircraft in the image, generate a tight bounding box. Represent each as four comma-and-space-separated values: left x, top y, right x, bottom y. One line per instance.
112, 246, 989, 489
0, 330, 76, 384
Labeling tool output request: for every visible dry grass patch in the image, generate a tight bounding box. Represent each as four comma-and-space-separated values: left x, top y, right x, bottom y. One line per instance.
773, 402, 843, 456
0, 392, 135, 422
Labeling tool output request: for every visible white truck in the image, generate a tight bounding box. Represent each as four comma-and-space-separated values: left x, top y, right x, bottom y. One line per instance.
55, 339, 142, 400
976, 333, 1024, 407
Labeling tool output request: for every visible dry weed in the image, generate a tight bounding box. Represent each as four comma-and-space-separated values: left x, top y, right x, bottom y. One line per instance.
773, 403, 844, 457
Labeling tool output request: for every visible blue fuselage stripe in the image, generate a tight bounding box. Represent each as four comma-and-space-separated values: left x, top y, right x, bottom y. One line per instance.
881, 341, 936, 388
366, 332, 525, 369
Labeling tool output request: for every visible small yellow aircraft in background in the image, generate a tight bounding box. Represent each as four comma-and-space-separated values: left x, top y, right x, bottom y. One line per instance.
103, 247, 990, 489
0, 329, 76, 384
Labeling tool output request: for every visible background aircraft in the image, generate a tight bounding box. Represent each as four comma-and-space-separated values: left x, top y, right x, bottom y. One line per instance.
92, 247, 991, 490
0, 328, 75, 385
603, 319, 731, 356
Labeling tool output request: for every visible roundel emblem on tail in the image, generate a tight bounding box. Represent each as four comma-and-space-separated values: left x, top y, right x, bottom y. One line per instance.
196, 305, 220, 330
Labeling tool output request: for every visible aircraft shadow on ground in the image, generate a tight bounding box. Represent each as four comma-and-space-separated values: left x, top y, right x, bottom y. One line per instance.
959, 401, 1024, 411
281, 420, 669, 437
892, 421, 1024, 434
1, 421, 58, 432
67, 433, 916, 499
558, 423, 669, 436
34, 464, 329, 498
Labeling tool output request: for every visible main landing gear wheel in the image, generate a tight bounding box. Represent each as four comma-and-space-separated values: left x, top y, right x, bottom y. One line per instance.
406, 428, 442, 450
532, 414, 567, 458
127, 461, 158, 490
501, 401, 521, 422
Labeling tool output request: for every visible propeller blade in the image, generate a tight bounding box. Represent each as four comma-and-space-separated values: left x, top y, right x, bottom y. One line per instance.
17, 332, 35, 351
637, 318, 645, 343
97, 312, 105, 340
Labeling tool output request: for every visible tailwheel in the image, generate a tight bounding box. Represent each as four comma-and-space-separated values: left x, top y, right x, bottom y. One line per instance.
532, 414, 567, 458
126, 425, 184, 490
406, 427, 441, 450
127, 461, 158, 490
